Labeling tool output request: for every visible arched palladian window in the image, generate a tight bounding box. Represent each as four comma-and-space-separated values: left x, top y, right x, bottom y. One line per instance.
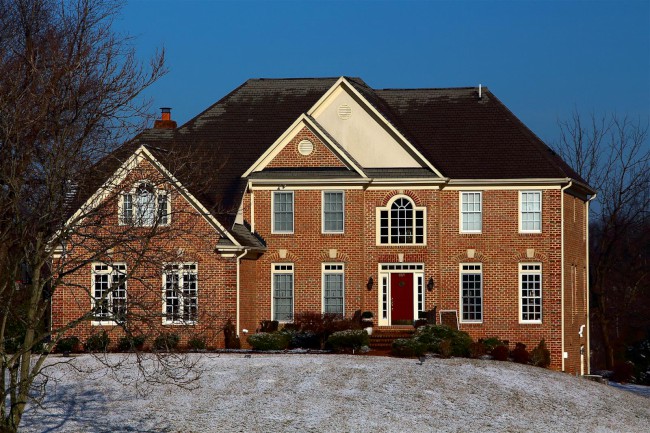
119, 181, 170, 226
377, 196, 426, 245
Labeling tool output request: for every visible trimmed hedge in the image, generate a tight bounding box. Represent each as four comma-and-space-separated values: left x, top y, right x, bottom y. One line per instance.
247, 332, 290, 351
55, 336, 80, 353
153, 333, 180, 351
117, 335, 146, 352
84, 331, 110, 352
414, 325, 472, 357
326, 329, 369, 351
391, 338, 427, 358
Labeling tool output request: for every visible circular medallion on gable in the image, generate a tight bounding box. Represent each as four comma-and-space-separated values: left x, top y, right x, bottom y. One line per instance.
337, 104, 352, 120
298, 139, 314, 155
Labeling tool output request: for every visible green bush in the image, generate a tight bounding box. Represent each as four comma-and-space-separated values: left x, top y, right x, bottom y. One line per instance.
391, 338, 427, 358
117, 335, 146, 352
530, 339, 551, 368
481, 337, 507, 353
326, 329, 369, 352
247, 332, 290, 351
55, 336, 80, 353
153, 333, 180, 351
414, 325, 472, 357
84, 331, 110, 352
188, 337, 207, 351
284, 330, 320, 349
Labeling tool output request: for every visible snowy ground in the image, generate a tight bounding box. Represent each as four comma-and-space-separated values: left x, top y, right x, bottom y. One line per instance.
20, 353, 650, 433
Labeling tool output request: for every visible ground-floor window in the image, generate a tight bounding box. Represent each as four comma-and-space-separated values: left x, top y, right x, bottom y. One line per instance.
520, 263, 542, 323
163, 263, 198, 324
272, 263, 294, 322
322, 263, 344, 315
92, 263, 127, 324
460, 263, 482, 322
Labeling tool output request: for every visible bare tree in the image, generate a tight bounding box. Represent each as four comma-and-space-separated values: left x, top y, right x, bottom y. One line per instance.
0, 1, 226, 431
555, 111, 650, 370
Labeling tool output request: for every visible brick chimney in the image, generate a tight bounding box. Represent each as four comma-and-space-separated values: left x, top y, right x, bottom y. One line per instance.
154, 107, 177, 129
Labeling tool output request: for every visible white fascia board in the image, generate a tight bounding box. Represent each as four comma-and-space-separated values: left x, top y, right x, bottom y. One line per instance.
63, 145, 240, 247
241, 114, 366, 178
446, 178, 571, 188
307, 77, 445, 178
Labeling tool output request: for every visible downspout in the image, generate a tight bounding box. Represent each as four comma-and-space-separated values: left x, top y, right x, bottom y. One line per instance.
236, 248, 249, 337
560, 180, 573, 372
585, 192, 596, 374
249, 182, 255, 233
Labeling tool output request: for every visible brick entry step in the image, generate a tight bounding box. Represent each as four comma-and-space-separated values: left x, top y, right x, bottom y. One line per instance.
369, 327, 416, 350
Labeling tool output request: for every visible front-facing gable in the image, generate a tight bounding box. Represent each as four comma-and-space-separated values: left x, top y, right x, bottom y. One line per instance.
309, 77, 443, 176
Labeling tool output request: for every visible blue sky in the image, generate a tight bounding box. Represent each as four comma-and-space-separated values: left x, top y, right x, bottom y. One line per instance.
116, 0, 650, 146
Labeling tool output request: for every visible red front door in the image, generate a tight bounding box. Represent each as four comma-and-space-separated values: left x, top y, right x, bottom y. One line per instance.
391, 273, 413, 325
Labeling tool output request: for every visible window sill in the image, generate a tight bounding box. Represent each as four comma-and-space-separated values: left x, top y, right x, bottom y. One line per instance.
91, 320, 119, 326
162, 320, 197, 326
519, 320, 543, 325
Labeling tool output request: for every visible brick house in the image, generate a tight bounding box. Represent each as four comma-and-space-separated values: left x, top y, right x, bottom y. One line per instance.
53, 77, 594, 373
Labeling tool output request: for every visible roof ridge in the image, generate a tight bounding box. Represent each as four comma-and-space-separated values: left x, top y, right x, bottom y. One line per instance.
376, 86, 483, 91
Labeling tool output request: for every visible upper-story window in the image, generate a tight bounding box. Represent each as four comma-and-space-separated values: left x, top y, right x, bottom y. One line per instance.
377, 196, 425, 245
119, 182, 170, 226
322, 191, 344, 233
272, 191, 294, 233
460, 191, 482, 233
520, 191, 542, 233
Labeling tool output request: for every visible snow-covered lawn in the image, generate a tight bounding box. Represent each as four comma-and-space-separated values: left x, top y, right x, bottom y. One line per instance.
20, 353, 650, 433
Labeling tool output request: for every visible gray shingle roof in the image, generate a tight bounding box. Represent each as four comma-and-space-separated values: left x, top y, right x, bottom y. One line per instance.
71, 77, 591, 248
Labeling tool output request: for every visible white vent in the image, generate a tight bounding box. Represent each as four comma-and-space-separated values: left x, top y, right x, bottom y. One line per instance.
298, 139, 314, 155
337, 104, 352, 120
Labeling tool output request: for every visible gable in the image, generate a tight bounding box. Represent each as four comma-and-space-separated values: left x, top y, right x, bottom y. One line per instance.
266, 126, 347, 169
311, 81, 425, 169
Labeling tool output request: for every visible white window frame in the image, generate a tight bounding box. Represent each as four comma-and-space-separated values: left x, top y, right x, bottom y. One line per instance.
322, 263, 345, 315
519, 263, 542, 324
459, 191, 482, 233
271, 191, 294, 234
519, 190, 542, 233
459, 263, 483, 323
376, 196, 426, 246
271, 263, 294, 322
321, 191, 345, 234
162, 263, 198, 325
119, 181, 171, 227
91, 263, 127, 326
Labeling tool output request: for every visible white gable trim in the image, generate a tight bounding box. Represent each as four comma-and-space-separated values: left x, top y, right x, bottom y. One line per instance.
241, 114, 367, 178
64, 145, 240, 246
307, 77, 444, 178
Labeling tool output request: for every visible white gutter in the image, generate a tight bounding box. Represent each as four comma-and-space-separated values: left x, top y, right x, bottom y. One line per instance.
560, 180, 573, 371
235, 248, 249, 337
447, 177, 571, 186
585, 192, 596, 374
250, 184, 255, 233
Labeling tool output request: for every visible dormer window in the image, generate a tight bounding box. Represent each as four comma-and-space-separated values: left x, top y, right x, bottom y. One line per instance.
120, 182, 170, 226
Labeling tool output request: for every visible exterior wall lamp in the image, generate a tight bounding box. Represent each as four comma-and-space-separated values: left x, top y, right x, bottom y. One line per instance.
427, 277, 435, 292
367, 277, 374, 291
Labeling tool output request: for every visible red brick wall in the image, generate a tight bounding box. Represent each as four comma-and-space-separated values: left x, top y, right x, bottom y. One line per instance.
51, 158, 237, 349
266, 126, 347, 168
247, 185, 584, 369
562, 193, 589, 374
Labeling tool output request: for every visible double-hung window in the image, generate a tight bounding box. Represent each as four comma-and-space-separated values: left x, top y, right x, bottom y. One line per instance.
92, 263, 127, 324
460, 263, 482, 322
520, 263, 542, 323
272, 264, 294, 321
322, 264, 344, 315
520, 191, 542, 232
322, 191, 344, 233
120, 182, 170, 226
273, 191, 294, 233
377, 196, 425, 245
460, 192, 482, 233
163, 263, 198, 324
